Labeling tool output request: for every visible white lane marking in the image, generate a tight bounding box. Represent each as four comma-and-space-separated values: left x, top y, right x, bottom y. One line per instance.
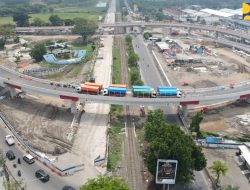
152, 51, 172, 86
125, 122, 127, 137
133, 122, 136, 138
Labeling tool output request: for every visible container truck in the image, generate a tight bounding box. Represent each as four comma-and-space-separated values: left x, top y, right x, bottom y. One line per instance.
132, 86, 156, 98
103, 87, 127, 96
84, 82, 103, 90
109, 84, 127, 88
157, 86, 182, 97
76, 84, 100, 94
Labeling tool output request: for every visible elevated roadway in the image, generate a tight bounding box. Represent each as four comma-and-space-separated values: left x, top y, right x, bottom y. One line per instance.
0, 66, 250, 106
16, 22, 250, 41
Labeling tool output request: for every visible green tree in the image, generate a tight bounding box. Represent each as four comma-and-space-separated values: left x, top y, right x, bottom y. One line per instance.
145, 110, 206, 183
130, 68, 143, 85
49, 15, 63, 26
125, 35, 132, 44
72, 18, 97, 43
30, 43, 47, 61
143, 32, 152, 40
13, 11, 30, 27
0, 38, 6, 50
223, 185, 239, 190
209, 161, 228, 186
128, 52, 139, 67
64, 19, 74, 26
80, 176, 130, 190
190, 112, 203, 135
32, 18, 45, 26
0, 24, 15, 41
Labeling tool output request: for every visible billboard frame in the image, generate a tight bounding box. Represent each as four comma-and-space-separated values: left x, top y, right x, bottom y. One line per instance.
155, 159, 178, 185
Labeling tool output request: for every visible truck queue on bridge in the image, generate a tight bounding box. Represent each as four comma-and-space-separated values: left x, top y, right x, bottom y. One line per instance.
76, 82, 182, 98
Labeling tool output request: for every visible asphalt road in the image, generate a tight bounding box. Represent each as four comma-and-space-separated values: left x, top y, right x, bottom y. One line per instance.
133, 35, 182, 123
0, 117, 75, 190
132, 35, 211, 190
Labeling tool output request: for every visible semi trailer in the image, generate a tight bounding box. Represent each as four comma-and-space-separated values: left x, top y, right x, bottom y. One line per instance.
157, 86, 182, 97
76, 84, 100, 94
103, 87, 127, 96
132, 86, 156, 98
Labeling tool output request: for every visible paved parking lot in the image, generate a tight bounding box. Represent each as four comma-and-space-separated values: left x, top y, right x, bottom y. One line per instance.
204, 148, 250, 189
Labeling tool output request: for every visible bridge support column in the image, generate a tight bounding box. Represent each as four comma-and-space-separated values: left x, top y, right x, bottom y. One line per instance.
188, 28, 191, 35
8, 87, 17, 99
126, 27, 131, 34
215, 31, 219, 39
169, 28, 172, 35
182, 105, 188, 118
241, 37, 246, 44
70, 101, 78, 114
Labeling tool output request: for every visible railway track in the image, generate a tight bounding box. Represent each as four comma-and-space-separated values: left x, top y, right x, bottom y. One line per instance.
117, 35, 143, 190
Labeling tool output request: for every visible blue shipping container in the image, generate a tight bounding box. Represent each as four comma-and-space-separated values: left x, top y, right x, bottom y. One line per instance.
132, 85, 152, 90
108, 87, 127, 94
158, 89, 177, 96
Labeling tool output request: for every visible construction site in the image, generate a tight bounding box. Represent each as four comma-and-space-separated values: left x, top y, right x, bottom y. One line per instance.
149, 27, 250, 89
145, 27, 250, 140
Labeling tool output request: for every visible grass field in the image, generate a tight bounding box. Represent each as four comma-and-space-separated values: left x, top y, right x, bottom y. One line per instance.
0, 12, 100, 25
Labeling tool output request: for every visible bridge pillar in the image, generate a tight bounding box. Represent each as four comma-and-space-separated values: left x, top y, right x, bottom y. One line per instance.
8, 87, 17, 99
241, 37, 246, 44
246, 98, 250, 104
169, 28, 172, 34
70, 101, 78, 114
188, 28, 191, 35
215, 31, 219, 39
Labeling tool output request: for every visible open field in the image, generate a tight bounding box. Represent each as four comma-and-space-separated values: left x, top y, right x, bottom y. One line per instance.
0, 12, 100, 25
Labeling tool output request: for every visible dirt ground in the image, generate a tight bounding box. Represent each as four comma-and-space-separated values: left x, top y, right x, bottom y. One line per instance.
155, 35, 250, 89
204, 149, 250, 189
189, 101, 250, 137
0, 94, 74, 155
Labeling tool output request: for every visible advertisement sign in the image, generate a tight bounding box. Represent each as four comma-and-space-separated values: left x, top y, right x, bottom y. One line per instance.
156, 159, 178, 184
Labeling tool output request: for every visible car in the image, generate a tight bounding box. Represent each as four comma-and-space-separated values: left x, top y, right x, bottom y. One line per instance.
5, 135, 15, 146
62, 186, 76, 190
6, 150, 15, 160
23, 154, 35, 164
35, 169, 50, 182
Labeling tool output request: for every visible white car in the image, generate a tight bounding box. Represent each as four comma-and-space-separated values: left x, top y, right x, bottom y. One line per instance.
5, 135, 15, 146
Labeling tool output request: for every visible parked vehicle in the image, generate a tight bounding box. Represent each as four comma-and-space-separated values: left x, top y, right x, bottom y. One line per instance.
35, 169, 50, 182
103, 87, 127, 96
76, 85, 100, 95
157, 86, 182, 97
23, 154, 35, 164
6, 150, 15, 160
84, 82, 103, 90
108, 84, 127, 88
62, 186, 76, 190
5, 135, 15, 146
132, 86, 156, 98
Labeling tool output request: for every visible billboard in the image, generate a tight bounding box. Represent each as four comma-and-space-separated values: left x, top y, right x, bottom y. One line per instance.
156, 159, 178, 184
243, 3, 250, 20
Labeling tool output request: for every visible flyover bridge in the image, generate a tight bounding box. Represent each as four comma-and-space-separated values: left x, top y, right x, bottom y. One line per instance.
0, 66, 250, 107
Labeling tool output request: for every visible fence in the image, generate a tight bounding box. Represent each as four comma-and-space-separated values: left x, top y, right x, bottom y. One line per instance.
0, 112, 84, 176
23, 65, 68, 77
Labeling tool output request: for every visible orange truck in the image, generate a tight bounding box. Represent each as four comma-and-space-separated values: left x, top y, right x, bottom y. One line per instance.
109, 84, 127, 88
84, 82, 103, 90
76, 84, 100, 94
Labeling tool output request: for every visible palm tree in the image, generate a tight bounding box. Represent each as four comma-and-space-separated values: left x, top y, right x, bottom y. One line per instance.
223, 185, 240, 190
209, 161, 228, 186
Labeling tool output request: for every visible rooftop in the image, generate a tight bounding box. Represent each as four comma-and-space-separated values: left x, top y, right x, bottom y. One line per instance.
239, 145, 250, 166
200, 8, 235, 18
